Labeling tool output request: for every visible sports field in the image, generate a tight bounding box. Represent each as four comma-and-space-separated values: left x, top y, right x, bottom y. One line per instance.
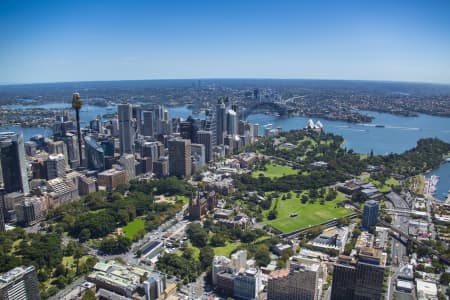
252, 163, 298, 179
263, 191, 351, 233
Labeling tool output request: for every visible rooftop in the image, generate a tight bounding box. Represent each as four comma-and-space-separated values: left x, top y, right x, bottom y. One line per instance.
98, 168, 125, 176
0, 266, 35, 287
415, 279, 437, 297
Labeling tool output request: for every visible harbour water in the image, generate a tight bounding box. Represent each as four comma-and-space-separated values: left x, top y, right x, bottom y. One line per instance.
247, 110, 450, 155
425, 162, 450, 201
1, 103, 449, 199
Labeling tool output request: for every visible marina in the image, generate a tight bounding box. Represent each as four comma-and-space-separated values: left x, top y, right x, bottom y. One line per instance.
425, 175, 439, 195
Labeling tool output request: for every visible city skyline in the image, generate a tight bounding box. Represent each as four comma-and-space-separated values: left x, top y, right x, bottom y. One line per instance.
1, 0, 450, 84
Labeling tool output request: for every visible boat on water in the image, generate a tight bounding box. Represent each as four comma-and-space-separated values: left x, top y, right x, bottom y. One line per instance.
375, 124, 385, 128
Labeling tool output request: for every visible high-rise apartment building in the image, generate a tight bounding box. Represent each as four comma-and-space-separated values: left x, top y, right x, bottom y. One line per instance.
24, 141, 37, 157
168, 139, 191, 178
330, 249, 385, 300
191, 143, 205, 170
143, 273, 164, 300
46, 153, 66, 180
142, 142, 159, 162
61, 132, 80, 168
197, 130, 213, 163
118, 103, 134, 154
15, 197, 42, 226
234, 268, 261, 300
143, 111, 155, 137
132, 105, 142, 135
216, 99, 227, 145
48, 140, 69, 168
362, 200, 379, 230
180, 120, 196, 141
153, 157, 169, 178
0, 132, 29, 194
84, 136, 105, 171
227, 109, 238, 136
268, 257, 322, 300
0, 266, 40, 300
119, 154, 136, 180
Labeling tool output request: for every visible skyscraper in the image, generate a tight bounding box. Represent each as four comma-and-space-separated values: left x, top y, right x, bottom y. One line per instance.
119, 154, 136, 180
62, 132, 80, 168
216, 99, 227, 145
84, 136, 105, 171
48, 140, 69, 169
0, 190, 5, 231
46, 153, 66, 180
330, 249, 385, 300
204, 109, 217, 147
118, 103, 134, 154
168, 139, 191, 178
268, 257, 322, 300
191, 143, 206, 170
0, 132, 29, 194
143, 111, 155, 137
227, 109, 238, 136
362, 200, 379, 230
142, 142, 159, 162
0, 266, 40, 300
15, 197, 42, 226
180, 120, 195, 141
144, 273, 164, 300
196, 130, 213, 163
132, 105, 142, 135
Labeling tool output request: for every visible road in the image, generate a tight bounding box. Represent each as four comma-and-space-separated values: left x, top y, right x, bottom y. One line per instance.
122, 204, 189, 265
385, 192, 409, 262
53, 204, 189, 298
49, 276, 87, 300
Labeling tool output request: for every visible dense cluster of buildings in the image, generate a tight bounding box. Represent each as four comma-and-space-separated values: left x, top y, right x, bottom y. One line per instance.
212, 250, 263, 300
0, 94, 261, 232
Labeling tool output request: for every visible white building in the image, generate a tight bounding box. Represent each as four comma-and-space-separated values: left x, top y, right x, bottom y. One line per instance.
119, 154, 136, 180
231, 250, 248, 270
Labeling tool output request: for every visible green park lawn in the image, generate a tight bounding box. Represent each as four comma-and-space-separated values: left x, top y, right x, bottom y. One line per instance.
176, 242, 201, 259
122, 218, 145, 240
252, 163, 298, 179
385, 177, 400, 186
213, 241, 241, 257
369, 177, 400, 193
263, 191, 351, 233
176, 195, 190, 204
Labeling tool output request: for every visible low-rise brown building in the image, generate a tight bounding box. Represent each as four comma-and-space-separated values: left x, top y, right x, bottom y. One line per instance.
97, 169, 127, 192
189, 191, 216, 220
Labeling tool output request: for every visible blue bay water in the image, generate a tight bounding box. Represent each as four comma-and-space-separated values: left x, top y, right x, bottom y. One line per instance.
247, 111, 450, 200
425, 163, 450, 201
247, 111, 450, 155
1, 104, 449, 199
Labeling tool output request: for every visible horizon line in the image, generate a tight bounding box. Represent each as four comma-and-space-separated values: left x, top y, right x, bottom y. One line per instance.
1, 77, 450, 87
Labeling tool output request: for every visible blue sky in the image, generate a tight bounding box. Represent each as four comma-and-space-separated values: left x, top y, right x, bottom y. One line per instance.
1, 0, 450, 84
